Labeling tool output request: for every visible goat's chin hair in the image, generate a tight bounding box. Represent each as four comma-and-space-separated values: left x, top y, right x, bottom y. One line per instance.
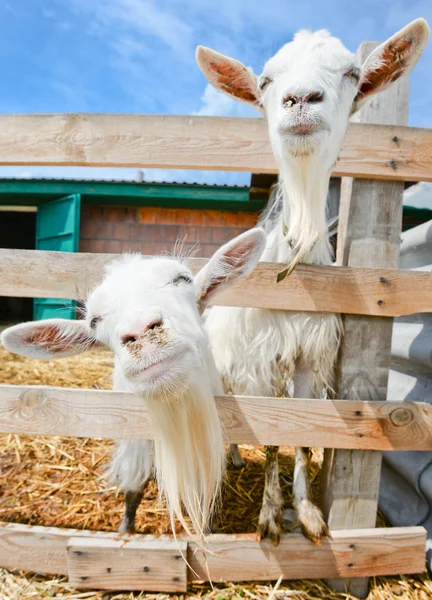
283, 137, 319, 158
285, 131, 333, 159
146, 381, 225, 540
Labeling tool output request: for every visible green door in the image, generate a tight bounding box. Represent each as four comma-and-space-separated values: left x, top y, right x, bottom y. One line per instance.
34, 194, 81, 320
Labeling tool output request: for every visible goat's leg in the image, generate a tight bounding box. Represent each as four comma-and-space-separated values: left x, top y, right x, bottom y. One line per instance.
293, 447, 329, 544
293, 358, 329, 544
230, 443, 245, 468
224, 378, 245, 468
119, 485, 147, 534
107, 439, 154, 534
257, 445, 283, 546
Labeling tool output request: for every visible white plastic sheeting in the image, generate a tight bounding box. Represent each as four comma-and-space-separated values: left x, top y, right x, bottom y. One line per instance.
380, 217, 432, 572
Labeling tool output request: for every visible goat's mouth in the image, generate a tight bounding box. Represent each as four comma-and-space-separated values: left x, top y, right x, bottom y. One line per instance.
280, 122, 327, 137
125, 353, 180, 380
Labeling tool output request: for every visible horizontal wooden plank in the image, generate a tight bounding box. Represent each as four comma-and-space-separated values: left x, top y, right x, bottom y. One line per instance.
0, 114, 431, 181
0, 522, 426, 581
1, 385, 431, 450
67, 537, 187, 592
1, 249, 432, 317
188, 528, 427, 581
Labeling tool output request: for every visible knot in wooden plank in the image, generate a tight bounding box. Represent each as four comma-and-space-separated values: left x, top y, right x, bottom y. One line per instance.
20, 389, 47, 409
390, 406, 414, 427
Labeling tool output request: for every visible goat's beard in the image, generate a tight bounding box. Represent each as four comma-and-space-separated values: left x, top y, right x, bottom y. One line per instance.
277, 155, 334, 265
146, 378, 225, 540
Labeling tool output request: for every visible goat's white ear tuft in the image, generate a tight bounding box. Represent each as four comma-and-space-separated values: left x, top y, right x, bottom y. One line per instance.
195, 228, 266, 308
0, 319, 100, 360
353, 18, 429, 112
196, 45, 260, 107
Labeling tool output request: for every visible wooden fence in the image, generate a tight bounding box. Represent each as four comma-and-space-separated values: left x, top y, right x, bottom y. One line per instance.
1, 47, 432, 596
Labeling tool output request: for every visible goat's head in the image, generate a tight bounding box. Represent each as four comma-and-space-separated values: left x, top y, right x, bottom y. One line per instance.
1, 229, 266, 540
197, 19, 428, 167
1, 228, 265, 397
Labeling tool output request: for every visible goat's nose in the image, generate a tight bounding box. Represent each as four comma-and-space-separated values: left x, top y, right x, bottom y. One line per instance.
282, 91, 324, 108
121, 317, 164, 346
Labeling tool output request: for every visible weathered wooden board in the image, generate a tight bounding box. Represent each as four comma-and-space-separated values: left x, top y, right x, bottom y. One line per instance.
0, 522, 426, 582
1, 249, 431, 317
322, 41, 410, 598
0, 385, 431, 450
67, 537, 187, 592
188, 528, 426, 581
0, 114, 431, 181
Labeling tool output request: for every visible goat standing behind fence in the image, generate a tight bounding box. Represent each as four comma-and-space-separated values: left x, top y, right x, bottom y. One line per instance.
197, 18, 429, 545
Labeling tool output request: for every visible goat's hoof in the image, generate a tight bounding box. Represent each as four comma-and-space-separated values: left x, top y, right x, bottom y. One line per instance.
231, 456, 246, 469
229, 445, 245, 469
257, 520, 281, 546
257, 502, 283, 546
257, 486, 283, 546
118, 521, 135, 534
296, 499, 330, 544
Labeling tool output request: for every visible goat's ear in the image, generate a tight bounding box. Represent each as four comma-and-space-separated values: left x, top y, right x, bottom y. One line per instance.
353, 18, 429, 113
196, 45, 259, 107
0, 319, 100, 360
195, 228, 266, 309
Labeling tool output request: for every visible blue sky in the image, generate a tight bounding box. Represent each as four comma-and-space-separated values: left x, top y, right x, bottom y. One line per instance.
1, 0, 432, 187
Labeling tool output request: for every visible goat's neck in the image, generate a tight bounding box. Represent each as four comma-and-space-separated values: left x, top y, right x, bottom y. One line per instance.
279, 154, 333, 266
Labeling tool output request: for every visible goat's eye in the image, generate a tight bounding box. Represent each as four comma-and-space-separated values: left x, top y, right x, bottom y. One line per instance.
172, 274, 193, 286
90, 316, 101, 329
259, 77, 271, 92
345, 69, 360, 86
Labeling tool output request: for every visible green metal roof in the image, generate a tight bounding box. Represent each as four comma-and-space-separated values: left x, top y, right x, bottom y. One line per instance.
0, 178, 430, 223
0, 178, 266, 212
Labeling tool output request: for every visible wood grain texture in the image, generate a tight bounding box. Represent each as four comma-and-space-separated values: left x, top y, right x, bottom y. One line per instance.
1, 249, 431, 317
0, 522, 425, 582
0, 114, 431, 181
188, 528, 426, 581
67, 537, 187, 592
322, 42, 410, 598
0, 385, 431, 450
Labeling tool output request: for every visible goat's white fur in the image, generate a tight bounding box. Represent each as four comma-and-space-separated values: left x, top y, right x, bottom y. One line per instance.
197, 18, 429, 542
0, 228, 266, 540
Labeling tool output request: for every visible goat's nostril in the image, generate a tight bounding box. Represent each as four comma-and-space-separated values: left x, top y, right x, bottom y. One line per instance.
122, 334, 137, 346
283, 94, 298, 108
304, 91, 324, 104
146, 319, 163, 332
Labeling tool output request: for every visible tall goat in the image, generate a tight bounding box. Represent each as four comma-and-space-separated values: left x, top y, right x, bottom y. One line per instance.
197, 18, 429, 544
1, 229, 266, 538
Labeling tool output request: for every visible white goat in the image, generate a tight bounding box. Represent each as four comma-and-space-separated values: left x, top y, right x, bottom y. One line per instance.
1, 228, 266, 538
197, 18, 429, 545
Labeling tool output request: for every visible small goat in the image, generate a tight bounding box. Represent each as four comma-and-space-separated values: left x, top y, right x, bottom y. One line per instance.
196, 18, 429, 544
1, 228, 266, 538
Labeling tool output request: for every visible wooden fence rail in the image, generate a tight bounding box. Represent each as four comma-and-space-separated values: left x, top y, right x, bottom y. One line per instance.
1, 249, 432, 317
0, 522, 426, 591
0, 115, 431, 181
1, 385, 431, 450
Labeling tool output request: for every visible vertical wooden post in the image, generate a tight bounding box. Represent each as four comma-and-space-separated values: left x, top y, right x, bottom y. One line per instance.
321, 41, 409, 598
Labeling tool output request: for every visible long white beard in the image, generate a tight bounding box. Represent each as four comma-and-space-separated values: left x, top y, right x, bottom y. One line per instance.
147, 379, 225, 539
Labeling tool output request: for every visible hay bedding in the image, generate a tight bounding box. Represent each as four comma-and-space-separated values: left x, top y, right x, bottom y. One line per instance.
0, 346, 430, 599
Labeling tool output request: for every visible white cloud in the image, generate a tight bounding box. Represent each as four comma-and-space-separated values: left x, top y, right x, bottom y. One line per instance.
197, 85, 237, 116
70, 0, 193, 58
403, 182, 432, 210
196, 83, 259, 118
